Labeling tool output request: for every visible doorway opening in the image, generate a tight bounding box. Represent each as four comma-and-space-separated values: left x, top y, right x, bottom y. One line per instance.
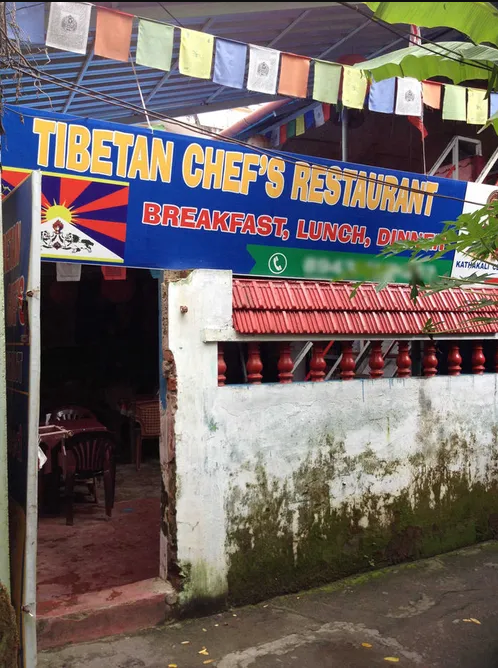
36, 264, 162, 615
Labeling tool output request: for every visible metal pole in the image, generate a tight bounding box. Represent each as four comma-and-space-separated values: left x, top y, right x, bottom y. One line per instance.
341, 108, 348, 162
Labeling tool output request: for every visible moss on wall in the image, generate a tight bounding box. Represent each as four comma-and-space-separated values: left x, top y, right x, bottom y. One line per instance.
225, 392, 498, 606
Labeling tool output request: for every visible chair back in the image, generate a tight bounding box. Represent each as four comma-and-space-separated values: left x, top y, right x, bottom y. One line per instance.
53, 406, 96, 422
134, 399, 160, 438
65, 431, 115, 477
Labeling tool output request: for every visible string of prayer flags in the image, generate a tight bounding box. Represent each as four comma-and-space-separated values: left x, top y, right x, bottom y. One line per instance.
368, 77, 395, 113
422, 81, 442, 109
136, 20, 174, 72
442, 84, 466, 121
46, 2, 91, 55
213, 39, 247, 89
395, 77, 422, 116
179, 28, 214, 79
266, 103, 331, 147
467, 88, 488, 125
278, 53, 310, 98
95, 7, 133, 62
247, 45, 280, 95
342, 67, 368, 110
313, 60, 341, 104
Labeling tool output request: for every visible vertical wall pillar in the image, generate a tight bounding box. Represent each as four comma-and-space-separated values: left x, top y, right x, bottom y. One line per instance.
369, 341, 384, 379
447, 344, 462, 376
247, 343, 263, 384
396, 341, 411, 378
423, 342, 438, 377
472, 341, 486, 374
278, 343, 293, 383
340, 341, 355, 380
310, 343, 326, 381
217, 344, 227, 386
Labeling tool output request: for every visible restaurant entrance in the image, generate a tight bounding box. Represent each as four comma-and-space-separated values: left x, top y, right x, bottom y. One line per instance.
36, 263, 162, 636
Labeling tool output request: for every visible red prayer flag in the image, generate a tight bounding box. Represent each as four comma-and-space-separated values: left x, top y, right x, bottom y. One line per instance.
279, 125, 287, 145
408, 115, 428, 139
95, 7, 133, 63
322, 103, 331, 122
102, 266, 127, 281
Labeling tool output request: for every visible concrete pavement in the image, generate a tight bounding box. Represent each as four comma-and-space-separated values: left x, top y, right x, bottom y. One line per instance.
39, 541, 498, 667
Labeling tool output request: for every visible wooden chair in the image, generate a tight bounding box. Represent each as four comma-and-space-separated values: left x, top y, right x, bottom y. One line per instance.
133, 399, 160, 471
64, 431, 116, 526
53, 406, 97, 422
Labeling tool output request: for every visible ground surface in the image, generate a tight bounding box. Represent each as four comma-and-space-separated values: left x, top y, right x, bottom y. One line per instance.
39, 541, 498, 667
37, 461, 160, 608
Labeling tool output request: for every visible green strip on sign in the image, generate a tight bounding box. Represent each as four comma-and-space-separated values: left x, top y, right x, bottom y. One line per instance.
247, 244, 453, 284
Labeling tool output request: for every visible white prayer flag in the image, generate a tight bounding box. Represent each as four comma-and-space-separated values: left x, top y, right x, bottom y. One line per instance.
46, 2, 92, 55
313, 105, 325, 127
247, 45, 280, 95
395, 77, 422, 116
270, 127, 280, 147
57, 263, 82, 282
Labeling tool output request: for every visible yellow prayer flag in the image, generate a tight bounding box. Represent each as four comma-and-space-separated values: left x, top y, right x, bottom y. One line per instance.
467, 88, 488, 125
342, 67, 367, 110
179, 28, 214, 79
295, 115, 305, 136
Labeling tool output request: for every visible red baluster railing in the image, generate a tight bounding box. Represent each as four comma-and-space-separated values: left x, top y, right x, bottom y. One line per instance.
310, 343, 326, 382
340, 341, 355, 380
472, 341, 485, 375
447, 343, 462, 376
247, 343, 263, 384
396, 341, 411, 378
217, 344, 227, 386
369, 341, 384, 379
278, 343, 293, 384
423, 342, 438, 377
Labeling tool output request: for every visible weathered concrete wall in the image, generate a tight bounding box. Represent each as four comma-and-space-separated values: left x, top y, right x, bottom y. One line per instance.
167, 270, 498, 609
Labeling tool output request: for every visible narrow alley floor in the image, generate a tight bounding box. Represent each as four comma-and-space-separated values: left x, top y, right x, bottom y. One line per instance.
40, 541, 498, 668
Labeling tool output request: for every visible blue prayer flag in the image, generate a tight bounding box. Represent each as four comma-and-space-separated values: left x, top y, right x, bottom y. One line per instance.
368, 77, 396, 114
7, 1, 44, 44
213, 39, 247, 89
490, 93, 498, 119
304, 110, 315, 130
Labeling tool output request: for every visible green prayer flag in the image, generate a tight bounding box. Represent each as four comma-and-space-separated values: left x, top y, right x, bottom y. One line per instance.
442, 84, 466, 121
136, 20, 174, 72
179, 28, 214, 79
342, 66, 367, 110
287, 119, 296, 139
313, 60, 341, 104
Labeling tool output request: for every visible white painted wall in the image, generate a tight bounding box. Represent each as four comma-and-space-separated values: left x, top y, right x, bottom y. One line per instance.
167, 270, 498, 606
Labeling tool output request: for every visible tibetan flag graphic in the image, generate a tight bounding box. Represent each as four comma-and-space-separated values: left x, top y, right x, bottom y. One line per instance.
3, 170, 129, 264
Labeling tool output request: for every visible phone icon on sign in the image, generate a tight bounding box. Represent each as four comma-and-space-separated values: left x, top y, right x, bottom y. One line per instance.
268, 252, 288, 275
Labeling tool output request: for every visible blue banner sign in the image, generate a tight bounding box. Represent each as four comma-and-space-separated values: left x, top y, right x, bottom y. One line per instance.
2, 105, 496, 282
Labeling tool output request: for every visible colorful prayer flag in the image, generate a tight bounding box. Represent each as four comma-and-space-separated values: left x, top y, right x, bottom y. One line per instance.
95, 7, 133, 62
57, 263, 81, 282
179, 28, 214, 79
46, 2, 91, 55
270, 126, 280, 147
322, 103, 331, 122
279, 125, 287, 144
442, 84, 466, 121
408, 115, 428, 139
491, 92, 498, 118
312, 60, 341, 104
213, 39, 247, 89
467, 88, 488, 125
247, 45, 280, 95
304, 110, 315, 130
295, 115, 305, 136
287, 119, 296, 139
278, 53, 310, 98
8, 1, 44, 44
422, 81, 442, 109
395, 77, 422, 116
102, 267, 127, 281
313, 104, 325, 127
368, 77, 395, 113
136, 20, 174, 72
342, 67, 367, 110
